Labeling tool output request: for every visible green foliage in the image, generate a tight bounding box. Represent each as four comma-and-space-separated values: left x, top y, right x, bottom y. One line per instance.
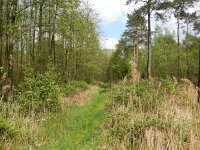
41, 90, 108, 150
135, 80, 154, 97
152, 27, 177, 78
110, 80, 165, 112
61, 81, 89, 96
162, 76, 176, 93
132, 116, 171, 138
108, 47, 131, 81
16, 70, 61, 114
110, 84, 134, 106
0, 118, 18, 141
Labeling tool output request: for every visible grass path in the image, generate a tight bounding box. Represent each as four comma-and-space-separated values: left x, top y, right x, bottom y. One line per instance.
40, 89, 108, 150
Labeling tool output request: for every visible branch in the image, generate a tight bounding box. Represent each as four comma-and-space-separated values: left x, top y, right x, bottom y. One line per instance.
17, 1, 40, 14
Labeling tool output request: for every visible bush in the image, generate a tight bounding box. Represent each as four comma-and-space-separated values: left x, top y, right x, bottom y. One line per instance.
16, 69, 61, 114
61, 81, 89, 96
0, 118, 18, 141
135, 80, 154, 98
110, 84, 134, 106
109, 80, 165, 112
132, 116, 171, 138
162, 76, 176, 93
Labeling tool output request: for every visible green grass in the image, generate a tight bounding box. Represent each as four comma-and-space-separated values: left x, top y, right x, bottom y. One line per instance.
40, 89, 108, 150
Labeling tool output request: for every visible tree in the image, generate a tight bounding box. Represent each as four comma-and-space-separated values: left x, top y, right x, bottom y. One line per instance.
126, 0, 164, 79
152, 27, 177, 78
5, 0, 18, 102
193, 11, 200, 103
0, 0, 3, 93
181, 12, 197, 78
165, 0, 198, 80
124, 9, 147, 64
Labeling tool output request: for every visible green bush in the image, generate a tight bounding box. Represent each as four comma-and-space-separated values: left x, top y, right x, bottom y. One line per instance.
0, 118, 18, 141
61, 81, 89, 96
135, 80, 153, 98
132, 116, 171, 138
162, 76, 176, 93
110, 84, 134, 106
16, 70, 61, 114
109, 80, 165, 112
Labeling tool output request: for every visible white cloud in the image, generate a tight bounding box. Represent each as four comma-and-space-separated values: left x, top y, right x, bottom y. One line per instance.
90, 0, 200, 49
100, 37, 119, 49
90, 0, 133, 25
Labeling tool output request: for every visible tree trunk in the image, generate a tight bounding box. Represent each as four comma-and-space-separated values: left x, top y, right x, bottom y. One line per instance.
0, 0, 3, 69
38, 0, 43, 56
32, 3, 37, 64
20, 30, 24, 79
186, 23, 189, 79
6, 0, 17, 103
48, 1, 52, 57
0, 0, 3, 93
51, 3, 57, 63
198, 39, 200, 103
147, 5, 151, 79
177, 14, 181, 81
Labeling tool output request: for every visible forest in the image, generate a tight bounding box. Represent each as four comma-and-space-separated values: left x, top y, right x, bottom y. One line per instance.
0, 0, 200, 149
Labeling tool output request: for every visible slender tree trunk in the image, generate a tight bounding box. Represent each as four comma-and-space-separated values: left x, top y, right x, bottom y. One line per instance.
0, 0, 3, 93
5, 0, 10, 71
136, 40, 139, 64
32, 3, 37, 64
20, 30, 23, 78
6, 0, 17, 103
147, 5, 151, 79
29, 0, 33, 65
38, 0, 43, 56
0, 0, 3, 69
133, 38, 135, 62
186, 23, 189, 78
51, 3, 57, 63
48, 1, 52, 57
177, 14, 181, 81
198, 38, 200, 103
52, 34, 56, 63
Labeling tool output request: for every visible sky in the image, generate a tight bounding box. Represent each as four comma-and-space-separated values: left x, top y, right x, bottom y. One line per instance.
90, 0, 133, 49
90, 0, 200, 49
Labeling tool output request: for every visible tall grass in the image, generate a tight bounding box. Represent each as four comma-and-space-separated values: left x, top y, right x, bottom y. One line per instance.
100, 79, 200, 150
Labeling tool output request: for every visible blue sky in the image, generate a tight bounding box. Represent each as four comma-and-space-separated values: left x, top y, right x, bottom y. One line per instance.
90, 0, 133, 49
90, 0, 199, 49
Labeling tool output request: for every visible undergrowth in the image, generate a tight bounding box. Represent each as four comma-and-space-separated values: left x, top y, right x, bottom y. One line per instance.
100, 78, 200, 150
0, 64, 90, 149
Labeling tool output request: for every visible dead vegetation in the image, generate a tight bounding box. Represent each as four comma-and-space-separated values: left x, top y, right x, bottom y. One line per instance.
99, 76, 200, 150
129, 60, 141, 83
60, 85, 99, 106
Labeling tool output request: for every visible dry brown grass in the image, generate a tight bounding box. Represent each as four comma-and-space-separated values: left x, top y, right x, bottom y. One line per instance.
99, 78, 200, 150
60, 85, 99, 106
130, 60, 141, 83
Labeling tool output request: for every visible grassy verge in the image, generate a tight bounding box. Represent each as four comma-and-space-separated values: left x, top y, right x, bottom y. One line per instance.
40, 89, 108, 150
100, 79, 200, 149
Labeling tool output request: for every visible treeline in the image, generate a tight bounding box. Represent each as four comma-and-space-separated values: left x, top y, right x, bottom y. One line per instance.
0, 0, 108, 102
108, 0, 200, 84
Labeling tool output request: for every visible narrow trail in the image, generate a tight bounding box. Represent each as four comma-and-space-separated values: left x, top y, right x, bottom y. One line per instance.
40, 88, 108, 150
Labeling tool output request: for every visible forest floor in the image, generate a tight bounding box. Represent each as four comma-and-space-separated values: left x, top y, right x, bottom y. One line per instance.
39, 86, 108, 150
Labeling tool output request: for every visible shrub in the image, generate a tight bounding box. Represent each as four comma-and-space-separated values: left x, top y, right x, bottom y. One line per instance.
16, 69, 61, 114
110, 84, 135, 106
61, 81, 89, 96
162, 76, 176, 93
0, 118, 18, 141
109, 80, 165, 112
135, 80, 154, 98
132, 116, 171, 138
